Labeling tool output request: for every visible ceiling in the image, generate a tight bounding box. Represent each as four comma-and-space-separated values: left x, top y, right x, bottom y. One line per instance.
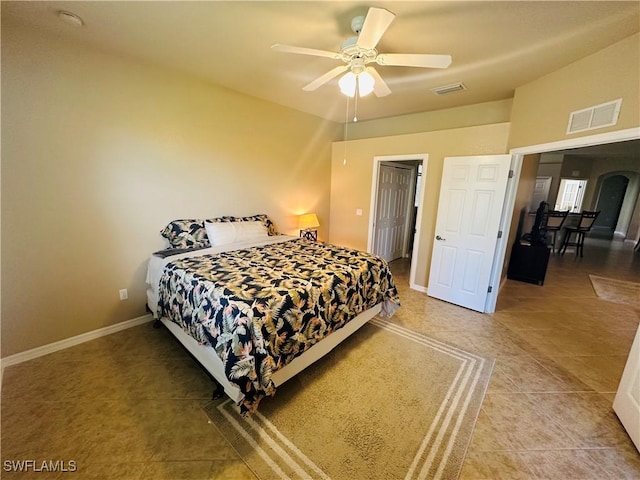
3, 1, 639, 124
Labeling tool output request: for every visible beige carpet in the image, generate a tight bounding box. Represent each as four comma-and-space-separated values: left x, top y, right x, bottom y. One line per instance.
589, 275, 640, 307
203, 318, 494, 480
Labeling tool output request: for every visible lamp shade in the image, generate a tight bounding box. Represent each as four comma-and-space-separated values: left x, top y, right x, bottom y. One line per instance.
338, 70, 376, 98
338, 72, 357, 97
298, 213, 320, 230
358, 70, 375, 97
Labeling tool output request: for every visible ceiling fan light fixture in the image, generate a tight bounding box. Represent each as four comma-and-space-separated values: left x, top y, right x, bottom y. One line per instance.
339, 72, 357, 97
339, 71, 375, 98
357, 71, 375, 97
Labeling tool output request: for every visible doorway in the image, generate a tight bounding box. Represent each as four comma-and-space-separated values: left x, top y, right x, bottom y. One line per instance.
522, 136, 640, 247
368, 154, 428, 289
491, 128, 640, 313
594, 174, 630, 237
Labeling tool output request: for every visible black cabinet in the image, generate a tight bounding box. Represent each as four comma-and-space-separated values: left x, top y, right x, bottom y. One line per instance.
507, 242, 550, 286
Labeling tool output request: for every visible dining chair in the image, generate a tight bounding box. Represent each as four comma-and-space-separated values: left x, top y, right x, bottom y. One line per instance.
559, 210, 600, 257
544, 210, 569, 253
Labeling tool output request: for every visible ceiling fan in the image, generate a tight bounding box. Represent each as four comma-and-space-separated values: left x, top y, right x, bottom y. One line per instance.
272, 7, 452, 98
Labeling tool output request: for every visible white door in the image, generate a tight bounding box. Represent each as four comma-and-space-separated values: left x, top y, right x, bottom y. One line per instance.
530, 176, 552, 210
427, 155, 511, 312
556, 179, 587, 212
374, 164, 413, 262
613, 324, 640, 452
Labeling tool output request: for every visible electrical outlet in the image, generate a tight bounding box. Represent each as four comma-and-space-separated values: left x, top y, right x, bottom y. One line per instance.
119, 289, 128, 301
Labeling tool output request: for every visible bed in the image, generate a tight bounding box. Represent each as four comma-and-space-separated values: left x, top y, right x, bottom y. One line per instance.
146, 215, 400, 414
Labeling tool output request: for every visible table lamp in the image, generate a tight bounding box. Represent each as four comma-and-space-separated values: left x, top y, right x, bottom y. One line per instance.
298, 213, 319, 241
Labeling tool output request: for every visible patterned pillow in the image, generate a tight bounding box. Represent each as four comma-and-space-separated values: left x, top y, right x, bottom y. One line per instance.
160, 219, 210, 249
207, 214, 278, 236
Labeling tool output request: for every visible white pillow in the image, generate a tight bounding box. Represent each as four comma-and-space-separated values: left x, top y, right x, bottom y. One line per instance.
204, 221, 268, 246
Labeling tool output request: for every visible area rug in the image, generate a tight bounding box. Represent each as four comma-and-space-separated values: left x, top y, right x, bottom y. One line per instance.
589, 275, 640, 308
203, 318, 494, 480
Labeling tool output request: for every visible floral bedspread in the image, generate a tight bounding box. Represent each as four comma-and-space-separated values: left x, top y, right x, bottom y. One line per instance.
157, 238, 400, 413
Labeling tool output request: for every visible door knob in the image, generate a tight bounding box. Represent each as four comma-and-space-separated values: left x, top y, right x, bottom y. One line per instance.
436, 235, 446, 241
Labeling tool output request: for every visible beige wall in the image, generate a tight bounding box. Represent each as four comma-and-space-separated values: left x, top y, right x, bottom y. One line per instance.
503, 154, 540, 277
329, 123, 511, 288
1, 25, 340, 357
345, 99, 513, 141
509, 33, 640, 148
537, 154, 564, 208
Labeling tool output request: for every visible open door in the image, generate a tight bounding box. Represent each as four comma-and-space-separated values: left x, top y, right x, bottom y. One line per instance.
427, 155, 511, 312
373, 163, 414, 262
613, 324, 640, 452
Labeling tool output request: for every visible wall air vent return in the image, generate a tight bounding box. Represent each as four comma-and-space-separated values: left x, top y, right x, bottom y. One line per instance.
566, 98, 622, 134
431, 82, 466, 95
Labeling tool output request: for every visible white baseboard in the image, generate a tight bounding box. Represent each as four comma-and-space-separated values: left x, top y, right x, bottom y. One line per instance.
410, 282, 428, 294
1, 314, 153, 371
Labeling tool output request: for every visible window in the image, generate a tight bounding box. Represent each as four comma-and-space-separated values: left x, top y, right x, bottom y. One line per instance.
555, 179, 587, 213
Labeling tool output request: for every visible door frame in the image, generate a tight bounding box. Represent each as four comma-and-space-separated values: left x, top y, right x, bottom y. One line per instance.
368, 153, 428, 289
489, 127, 640, 313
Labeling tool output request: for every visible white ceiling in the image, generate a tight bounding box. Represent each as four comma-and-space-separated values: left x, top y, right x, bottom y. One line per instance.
3, 1, 639, 124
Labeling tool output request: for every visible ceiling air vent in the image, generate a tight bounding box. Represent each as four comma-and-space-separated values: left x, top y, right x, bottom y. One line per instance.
566, 98, 622, 135
431, 82, 466, 95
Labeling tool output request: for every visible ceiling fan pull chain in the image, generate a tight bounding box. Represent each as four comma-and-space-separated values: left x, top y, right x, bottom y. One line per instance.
343, 96, 350, 166
353, 93, 358, 122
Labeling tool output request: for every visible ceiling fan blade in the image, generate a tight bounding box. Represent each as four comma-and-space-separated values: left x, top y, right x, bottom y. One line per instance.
356, 7, 395, 50
367, 67, 392, 97
271, 44, 341, 60
376, 53, 452, 69
303, 65, 349, 91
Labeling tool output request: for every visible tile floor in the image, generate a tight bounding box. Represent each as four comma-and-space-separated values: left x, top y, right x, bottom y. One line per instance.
1, 237, 639, 479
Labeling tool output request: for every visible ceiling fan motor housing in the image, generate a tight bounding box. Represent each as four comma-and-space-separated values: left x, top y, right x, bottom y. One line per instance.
340, 37, 377, 66
351, 15, 365, 34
